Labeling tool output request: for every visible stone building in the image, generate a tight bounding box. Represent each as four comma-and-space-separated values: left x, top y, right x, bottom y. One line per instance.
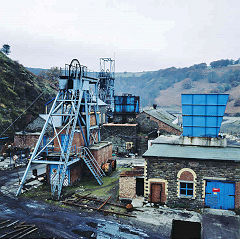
100, 123, 138, 155
143, 136, 240, 210
138, 108, 182, 136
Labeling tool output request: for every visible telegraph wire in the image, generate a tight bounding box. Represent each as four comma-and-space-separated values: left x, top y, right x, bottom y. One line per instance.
0, 92, 44, 138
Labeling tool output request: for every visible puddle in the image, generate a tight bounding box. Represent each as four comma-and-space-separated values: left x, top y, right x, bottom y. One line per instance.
25, 202, 46, 210
86, 221, 98, 228
119, 226, 140, 236
171, 220, 201, 239
72, 229, 96, 238
0, 204, 14, 215
79, 219, 150, 238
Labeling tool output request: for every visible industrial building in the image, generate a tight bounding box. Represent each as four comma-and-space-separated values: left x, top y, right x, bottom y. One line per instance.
138, 107, 182, 136
119, 166, 144, 200
143, 94, 240, 210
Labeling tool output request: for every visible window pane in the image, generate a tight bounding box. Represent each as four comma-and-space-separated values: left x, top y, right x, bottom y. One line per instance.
180, 182, 186, 188
180, 189, 186, 195
187, 183, 193, 189
187, 189, 193, 196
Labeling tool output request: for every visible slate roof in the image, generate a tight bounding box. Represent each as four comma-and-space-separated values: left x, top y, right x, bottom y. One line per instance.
143, 143, 240, 162
143, 109, 182, 132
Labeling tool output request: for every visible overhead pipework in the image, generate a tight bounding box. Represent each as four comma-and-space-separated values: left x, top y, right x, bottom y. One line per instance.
98, 58, 115, 115
16, 59, 105, 200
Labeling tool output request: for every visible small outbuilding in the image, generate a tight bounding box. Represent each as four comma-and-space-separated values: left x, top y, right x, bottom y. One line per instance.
119, 166, 144, 200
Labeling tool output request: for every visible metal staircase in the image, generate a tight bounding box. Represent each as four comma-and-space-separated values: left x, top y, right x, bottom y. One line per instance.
79, 147, 105, 185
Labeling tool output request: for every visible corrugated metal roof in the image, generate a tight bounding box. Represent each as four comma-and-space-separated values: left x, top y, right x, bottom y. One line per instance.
143, 143, 240, 161
120, 166, 144, 177
144, 109, 182, 131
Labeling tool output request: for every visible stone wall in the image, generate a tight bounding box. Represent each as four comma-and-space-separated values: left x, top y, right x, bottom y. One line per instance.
101, 124, 137, 155
119, 176, 136, 199
14, 134, 40, 149
144, 157, 240, 209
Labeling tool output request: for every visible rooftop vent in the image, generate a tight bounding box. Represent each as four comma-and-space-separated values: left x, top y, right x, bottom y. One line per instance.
181, 94, 229, 138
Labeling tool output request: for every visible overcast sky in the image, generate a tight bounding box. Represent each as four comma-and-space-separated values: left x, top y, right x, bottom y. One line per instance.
1, 0, 239, 72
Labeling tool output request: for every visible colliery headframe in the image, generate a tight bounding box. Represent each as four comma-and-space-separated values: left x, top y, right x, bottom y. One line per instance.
98, 58, 115, 114
16, 58, 107, 200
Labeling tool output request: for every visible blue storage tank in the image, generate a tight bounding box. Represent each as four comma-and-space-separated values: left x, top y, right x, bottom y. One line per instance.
114, 95, 140, 113
182, 94, 229, 137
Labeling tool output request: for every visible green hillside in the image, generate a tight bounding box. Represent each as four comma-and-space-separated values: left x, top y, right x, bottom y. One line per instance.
115, 61, 240, 115
0, 52, 57, 136
26, 59, 240, 115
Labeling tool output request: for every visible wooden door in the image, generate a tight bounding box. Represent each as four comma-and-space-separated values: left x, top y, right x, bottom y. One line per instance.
151, 183, 162, 203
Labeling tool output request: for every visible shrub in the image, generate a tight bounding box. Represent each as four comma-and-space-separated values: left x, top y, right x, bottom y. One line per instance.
182, 78, 192, 89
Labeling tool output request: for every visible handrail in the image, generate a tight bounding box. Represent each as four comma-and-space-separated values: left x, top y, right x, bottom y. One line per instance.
77, 146, 105, 177
84, 147, 105, 176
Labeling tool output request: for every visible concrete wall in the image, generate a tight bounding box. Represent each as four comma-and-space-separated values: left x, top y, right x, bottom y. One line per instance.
144, 157, 240, 209
119, 176, 136, 199
113, 114, 136, 124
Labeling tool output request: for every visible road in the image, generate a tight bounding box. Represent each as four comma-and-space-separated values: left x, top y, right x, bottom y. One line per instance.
0, 161, 240, 238
0, 166, 164, 238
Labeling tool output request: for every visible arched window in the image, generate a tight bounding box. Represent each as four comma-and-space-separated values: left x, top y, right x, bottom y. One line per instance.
177, 168, 197, 199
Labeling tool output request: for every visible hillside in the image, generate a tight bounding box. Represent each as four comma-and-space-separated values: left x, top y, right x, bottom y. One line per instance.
27, 60, 240, 115
0, 52, 57, 136
115, 63, 240, 115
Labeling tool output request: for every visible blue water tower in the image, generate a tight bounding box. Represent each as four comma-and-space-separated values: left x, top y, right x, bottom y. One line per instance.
181, 94, 229, 137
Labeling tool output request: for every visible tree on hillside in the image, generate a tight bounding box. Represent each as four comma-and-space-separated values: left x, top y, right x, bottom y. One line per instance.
182, 78, 192, 89
1, 44, 11, 55
210, 59, 233, 68
189, 63, 207, 70
208, 71, 220, 83
38, 67, 61, 81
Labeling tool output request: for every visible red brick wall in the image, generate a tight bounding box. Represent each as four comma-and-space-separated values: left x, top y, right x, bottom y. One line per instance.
179, 171, 194, 181
70, 162, 83, 184
142, 113, 181, 135
235, 182, 240, 209
14, 134, 39, 149
53, 127, 100, 151
90, 114, 96, 126
54, 127, 87, 151
90, 143, 112, 165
